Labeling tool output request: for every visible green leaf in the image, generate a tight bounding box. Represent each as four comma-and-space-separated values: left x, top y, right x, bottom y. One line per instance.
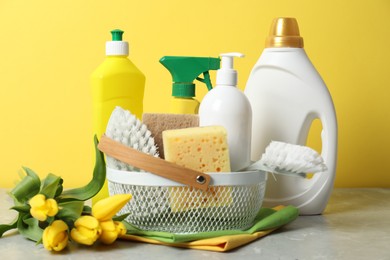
59, 136, 106, 202
10, 204, 31, 213
40, 173, 62, 199
17, 214, 43, 242
10, 167, 41, 204
57, 201, 85, 222
113, 213, 130, 222
0, 217, 18, 238
55, 178, 64, 197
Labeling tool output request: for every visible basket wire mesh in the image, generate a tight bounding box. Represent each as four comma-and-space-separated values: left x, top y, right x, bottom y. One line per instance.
108, 169, 266, 234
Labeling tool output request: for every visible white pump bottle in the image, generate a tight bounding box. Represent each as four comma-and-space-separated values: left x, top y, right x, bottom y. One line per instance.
244, 18, 337, 215
199, 53, 252, 172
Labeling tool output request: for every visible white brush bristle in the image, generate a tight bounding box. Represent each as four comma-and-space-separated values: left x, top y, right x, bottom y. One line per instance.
105, 106, 159, 171
261, 141, 327, 174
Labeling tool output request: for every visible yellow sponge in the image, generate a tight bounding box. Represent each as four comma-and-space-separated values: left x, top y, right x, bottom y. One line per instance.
162, 126, 232, 212
162, 126, 231, 172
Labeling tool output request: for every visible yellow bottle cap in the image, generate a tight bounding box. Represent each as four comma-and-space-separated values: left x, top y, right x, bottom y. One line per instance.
265, 17, 304, 48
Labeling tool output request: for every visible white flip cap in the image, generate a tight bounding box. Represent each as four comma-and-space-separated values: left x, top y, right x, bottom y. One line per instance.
106, 41, 129, 56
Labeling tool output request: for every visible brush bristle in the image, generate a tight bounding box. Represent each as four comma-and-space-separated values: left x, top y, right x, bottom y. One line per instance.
261, 141, 327, 174
105, 106, 159, 171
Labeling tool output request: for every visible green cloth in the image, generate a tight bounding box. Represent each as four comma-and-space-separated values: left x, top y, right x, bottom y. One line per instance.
124, 205, 298, 244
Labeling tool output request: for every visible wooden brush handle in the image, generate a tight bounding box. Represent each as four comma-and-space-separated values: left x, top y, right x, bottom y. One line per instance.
98, 135, 210, 191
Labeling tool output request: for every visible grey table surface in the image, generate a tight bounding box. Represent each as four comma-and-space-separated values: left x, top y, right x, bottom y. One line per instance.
1, 188, 389, 260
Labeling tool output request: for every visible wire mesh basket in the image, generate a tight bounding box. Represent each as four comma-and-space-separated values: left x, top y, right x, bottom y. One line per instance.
107, 168, 267, 234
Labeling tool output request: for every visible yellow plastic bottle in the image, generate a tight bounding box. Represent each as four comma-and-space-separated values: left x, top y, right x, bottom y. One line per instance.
170, 96, 200, 114
91, 29, 145, 204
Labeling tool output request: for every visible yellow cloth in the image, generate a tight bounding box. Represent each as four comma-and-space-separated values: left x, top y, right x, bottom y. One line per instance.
121, 206, 296, 252
122, 229, 276, 252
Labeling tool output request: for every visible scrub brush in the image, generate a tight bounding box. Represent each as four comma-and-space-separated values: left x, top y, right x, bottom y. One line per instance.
242, 141, 327, 178
105, 106, 159, 171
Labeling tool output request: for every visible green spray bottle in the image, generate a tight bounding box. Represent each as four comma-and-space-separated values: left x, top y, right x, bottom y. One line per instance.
159, 56, 220, 114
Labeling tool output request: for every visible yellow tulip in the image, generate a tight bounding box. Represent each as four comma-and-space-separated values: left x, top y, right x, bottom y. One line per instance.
92, 194, 131, 221
99, 220, 127, 244
114, 221, 127, 237
99, 220, 118, 245
70, 216, 101, 245
29, 194, 59, 221
42, 220, 69, 252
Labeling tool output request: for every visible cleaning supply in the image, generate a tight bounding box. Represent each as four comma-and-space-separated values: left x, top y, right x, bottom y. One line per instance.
162, 126, 231, 173
142, 113, 199, 159
199, 52, 252, 172
121, 205, 298, 252
105, 106, 159, 171
159, 56, 220, 114
241, 141, 327, 177
91, 29, 145, 203
162, 126, 232, 212
244, 17, 337, 215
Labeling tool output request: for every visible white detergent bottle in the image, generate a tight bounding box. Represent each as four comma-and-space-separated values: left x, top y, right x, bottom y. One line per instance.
244, 17, 337, 215
199, 52, 252, 172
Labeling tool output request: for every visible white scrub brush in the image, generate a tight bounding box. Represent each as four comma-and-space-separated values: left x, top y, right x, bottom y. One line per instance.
242, 141, 327, 178
105, 106, 159, 171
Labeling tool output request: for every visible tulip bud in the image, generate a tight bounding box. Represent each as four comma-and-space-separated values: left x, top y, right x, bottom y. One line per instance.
92, 194, 131, 221
42, 220, 69, 252
99, 220, 118, 245
70, 216, 101, 245
114, 221, 127, 237
29, 194, 59, 221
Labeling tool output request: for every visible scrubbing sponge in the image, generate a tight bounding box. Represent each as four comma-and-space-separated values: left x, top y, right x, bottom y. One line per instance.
142, 113, 199, 158
162, 126, 231, 172
162, 126, 232, 212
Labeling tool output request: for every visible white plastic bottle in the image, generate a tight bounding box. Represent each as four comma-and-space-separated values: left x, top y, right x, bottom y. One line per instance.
244, 18, 337, 215
199, 52, 252, 172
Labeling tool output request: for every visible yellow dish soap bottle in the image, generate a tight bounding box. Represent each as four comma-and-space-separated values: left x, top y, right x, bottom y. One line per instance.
91, 29, 145, 204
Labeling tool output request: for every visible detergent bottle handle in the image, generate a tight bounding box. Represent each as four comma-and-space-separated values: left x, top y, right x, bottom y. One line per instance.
319, 103, 338, 198
299, 102, 338, 215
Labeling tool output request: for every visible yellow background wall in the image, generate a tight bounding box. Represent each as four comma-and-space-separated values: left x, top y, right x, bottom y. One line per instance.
0, 0, 389, 188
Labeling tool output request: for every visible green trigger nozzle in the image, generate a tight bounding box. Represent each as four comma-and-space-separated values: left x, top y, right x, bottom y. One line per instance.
159, 56, 220, 98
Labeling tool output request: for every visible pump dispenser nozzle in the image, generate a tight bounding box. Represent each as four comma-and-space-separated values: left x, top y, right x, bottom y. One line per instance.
216, 52, 244, 86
